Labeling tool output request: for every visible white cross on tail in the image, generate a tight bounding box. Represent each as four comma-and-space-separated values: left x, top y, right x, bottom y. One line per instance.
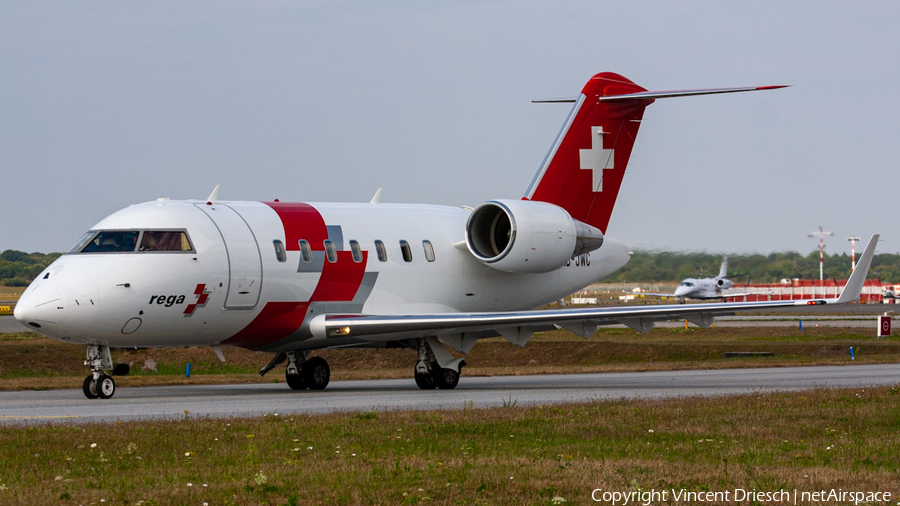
579, 126, 614, 192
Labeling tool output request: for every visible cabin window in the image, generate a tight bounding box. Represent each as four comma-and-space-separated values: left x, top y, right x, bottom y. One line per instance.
422, 240, 435, 262
375, 240, 388, 262
79, 230, 140, 253
273, 240, 287, 262
400, 240, 413, 262
324, 240, 337, 263
139, 231, 193, 252
299, 240, 312, 262
349, 240, 363, 263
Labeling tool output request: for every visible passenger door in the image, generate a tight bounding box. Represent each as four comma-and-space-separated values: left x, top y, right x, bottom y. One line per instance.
195, 204, 262, 309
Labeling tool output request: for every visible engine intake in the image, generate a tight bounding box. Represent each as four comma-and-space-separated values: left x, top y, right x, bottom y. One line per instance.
465, 200, 603, 273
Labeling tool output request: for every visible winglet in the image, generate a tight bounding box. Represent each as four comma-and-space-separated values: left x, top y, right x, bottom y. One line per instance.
836, 234, 879, 303
206, 184, 221, 204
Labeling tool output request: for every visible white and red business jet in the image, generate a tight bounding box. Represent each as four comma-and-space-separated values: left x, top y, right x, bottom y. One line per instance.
15, 73, 878, 399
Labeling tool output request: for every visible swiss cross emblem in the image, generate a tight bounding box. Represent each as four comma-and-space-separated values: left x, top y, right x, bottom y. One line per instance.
183, 284, 211, 316
580, 126, 614, 192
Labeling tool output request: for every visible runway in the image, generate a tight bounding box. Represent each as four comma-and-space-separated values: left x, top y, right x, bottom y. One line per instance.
2, 364, 898, 425
0, 315, 27, 334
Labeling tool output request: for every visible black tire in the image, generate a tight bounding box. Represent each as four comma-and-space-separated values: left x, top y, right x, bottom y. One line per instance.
433, 368, 460, 390
285, 369, 307, 390
96, 375, 116, 399
304, 357, 330, 390
82, 376, 99, 399
414, 370, 436, 390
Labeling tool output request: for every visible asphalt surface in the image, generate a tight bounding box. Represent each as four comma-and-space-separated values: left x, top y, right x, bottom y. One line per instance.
2, 364, 898, 425
0, 315, 27, 333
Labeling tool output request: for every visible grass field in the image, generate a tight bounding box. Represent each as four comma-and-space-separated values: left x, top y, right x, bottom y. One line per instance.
1, 327, 898, 392
1, 386, 898, 505
2, 324, 898, 504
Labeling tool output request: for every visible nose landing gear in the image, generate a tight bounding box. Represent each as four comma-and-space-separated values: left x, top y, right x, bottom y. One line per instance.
83, 345, 116, 399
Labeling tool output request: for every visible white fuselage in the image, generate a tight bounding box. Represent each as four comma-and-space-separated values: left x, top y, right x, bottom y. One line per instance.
673, 276, 733, 300
16, 199, 631, 351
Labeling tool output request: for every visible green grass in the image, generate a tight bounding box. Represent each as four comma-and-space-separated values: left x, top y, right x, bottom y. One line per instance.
1, 386, 899, 505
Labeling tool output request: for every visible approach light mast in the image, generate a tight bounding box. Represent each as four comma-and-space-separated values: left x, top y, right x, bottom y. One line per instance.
808, 227, 834, 281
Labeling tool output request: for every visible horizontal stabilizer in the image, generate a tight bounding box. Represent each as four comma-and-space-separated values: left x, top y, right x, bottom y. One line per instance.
597, 85, 789, 102
532, 86, 788, 104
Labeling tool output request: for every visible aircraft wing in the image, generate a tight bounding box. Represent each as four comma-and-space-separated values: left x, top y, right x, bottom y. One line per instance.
312, 235, 878, 352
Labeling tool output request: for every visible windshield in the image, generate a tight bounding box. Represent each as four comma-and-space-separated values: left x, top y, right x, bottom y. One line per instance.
72, 230, 194, 254
79, 231, 140, 253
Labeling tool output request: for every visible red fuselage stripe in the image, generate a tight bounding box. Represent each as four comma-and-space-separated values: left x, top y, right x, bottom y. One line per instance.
223, 202, 369, 349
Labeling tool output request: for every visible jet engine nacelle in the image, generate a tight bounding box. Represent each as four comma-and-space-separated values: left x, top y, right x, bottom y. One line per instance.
465, 199, 604, 273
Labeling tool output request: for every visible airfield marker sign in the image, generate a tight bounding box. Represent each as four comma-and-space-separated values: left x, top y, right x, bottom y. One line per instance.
877, 314, 892, 338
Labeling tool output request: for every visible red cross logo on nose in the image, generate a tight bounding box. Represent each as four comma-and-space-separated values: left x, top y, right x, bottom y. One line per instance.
183, 284, 211, 316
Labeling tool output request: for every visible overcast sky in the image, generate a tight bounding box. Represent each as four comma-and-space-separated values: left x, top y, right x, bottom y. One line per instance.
2, 1, 897, 256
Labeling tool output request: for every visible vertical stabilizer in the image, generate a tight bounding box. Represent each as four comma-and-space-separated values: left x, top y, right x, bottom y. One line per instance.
524, 72, 651, 234
524, 73, 787, 235
719, 256, 729, 278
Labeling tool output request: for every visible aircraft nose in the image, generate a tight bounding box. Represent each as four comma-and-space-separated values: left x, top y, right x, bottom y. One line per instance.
14, 282, 66, 330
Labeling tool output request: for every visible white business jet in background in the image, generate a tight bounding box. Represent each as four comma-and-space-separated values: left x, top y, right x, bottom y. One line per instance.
641, 256, 770, 303
14, 72, 877, 399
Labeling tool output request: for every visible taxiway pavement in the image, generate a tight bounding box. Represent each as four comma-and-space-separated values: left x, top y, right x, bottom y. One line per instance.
0, 315, 27, 334
2, 364, 898, 425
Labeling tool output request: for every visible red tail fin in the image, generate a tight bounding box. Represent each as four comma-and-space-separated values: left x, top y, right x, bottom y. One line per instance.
524, 72, 650, 234
525, 73, 788, 234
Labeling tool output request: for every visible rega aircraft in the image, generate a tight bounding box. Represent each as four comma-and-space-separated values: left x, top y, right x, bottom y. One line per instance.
14, 73, 877, 399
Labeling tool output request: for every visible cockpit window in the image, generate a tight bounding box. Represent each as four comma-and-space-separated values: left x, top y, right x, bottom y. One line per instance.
69, 232, 97, 253
139, 231, 193, 252
680, 281, 694, 287
79, 231, 140, 253
73, 229, 194, 254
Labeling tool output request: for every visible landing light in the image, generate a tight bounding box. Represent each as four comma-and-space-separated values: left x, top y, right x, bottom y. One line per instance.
328, 326, 352, 337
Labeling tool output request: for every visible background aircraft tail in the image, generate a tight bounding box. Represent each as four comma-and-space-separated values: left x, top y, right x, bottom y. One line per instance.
524, 73, 787, 235
523, 72, 650, 234
719, 256, 729, 278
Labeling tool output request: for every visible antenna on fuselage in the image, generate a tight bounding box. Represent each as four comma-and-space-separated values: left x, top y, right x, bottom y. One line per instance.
206, 184, 222, 205
370, 187, 383, 205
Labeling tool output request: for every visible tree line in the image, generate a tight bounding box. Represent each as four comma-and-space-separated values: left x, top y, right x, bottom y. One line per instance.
1, 248, 898, 287
0, 250, 62, 287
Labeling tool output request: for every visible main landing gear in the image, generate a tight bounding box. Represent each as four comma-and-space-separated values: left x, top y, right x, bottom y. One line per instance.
83, 345, 116, 399
414, 339, 463, 390
283, 351, 331, 391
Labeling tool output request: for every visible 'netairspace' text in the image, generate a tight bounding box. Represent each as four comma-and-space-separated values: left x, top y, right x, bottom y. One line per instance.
591, 488, 892, 505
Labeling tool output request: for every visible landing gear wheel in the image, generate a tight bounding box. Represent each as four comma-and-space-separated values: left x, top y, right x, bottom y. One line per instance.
83, 376, 99, 399
286, 370, 308, 390
414, 371, 436, 390
96, 375, 116, 399
304, 357, 330, 390
433, 368, 460, 390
